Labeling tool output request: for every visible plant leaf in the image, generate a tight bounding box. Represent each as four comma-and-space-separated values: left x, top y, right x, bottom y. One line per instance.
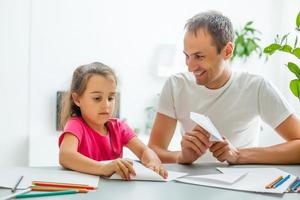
232, 20, 261, 61
296, 12, 300, 28
280, 44, 292, 53
290, 79, 300, 98
245, 27, 255, 33
246, 39, 257, 52
292, 48, 300, 59
235, 43, 245, 56
287, 62, 300, 79
263, 43, 281, 54
294, 35, 298, 49
245, 21, 253, 27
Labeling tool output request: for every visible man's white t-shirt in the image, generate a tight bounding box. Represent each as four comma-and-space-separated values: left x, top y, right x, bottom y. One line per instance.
157, 70, 294, 162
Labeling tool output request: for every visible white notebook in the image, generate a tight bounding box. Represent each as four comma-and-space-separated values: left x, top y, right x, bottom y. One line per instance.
101, 161, 187, 182
0, 167, 100, 189
177, 167, 297, 194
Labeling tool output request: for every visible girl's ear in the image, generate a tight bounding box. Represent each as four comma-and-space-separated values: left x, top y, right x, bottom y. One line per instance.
72, 93, 80, 107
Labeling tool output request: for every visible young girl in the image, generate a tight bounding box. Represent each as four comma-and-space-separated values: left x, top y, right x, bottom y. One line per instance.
59, 62, 167, 180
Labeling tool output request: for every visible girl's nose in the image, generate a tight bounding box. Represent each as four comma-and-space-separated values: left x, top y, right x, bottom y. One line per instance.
101, 99, 110, 108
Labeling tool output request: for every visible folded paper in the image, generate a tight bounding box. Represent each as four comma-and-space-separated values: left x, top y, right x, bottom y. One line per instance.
190, 112, 223, 141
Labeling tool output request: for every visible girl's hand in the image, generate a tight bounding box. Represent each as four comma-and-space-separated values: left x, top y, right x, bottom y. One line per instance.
102, 159, 136, 180
144, 160, 168, 179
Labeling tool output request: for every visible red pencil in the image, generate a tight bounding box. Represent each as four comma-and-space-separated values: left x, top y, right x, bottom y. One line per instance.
32, 181, 96, 190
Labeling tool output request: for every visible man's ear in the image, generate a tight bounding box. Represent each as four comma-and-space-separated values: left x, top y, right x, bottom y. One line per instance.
72, 93, 80, 107
223, 42, 234, 60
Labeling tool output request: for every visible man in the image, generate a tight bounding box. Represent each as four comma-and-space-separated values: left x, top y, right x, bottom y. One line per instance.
148, 11, 300, 164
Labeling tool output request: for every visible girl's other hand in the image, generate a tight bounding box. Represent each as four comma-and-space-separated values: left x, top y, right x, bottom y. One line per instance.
145, 161, 168, 179
103, 158, 136, 181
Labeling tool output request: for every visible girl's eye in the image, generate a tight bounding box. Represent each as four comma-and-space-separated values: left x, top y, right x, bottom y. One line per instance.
93, 97, 102, 101
108, 96, 115, 101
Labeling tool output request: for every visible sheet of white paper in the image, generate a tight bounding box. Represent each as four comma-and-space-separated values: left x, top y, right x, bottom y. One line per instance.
188, 171, 248, 184
101, 161, 187, 182
0, 167, 99, 189
177, 167, 297, 194
190, 112, 223, 141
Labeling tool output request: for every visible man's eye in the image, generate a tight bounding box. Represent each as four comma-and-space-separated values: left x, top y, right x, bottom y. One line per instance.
195, 55, 204, 60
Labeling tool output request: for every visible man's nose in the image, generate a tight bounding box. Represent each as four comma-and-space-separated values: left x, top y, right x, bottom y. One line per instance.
186, 57, 198, 72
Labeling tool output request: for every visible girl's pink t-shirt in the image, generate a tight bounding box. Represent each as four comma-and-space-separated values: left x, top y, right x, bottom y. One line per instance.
58, 117, 136, 161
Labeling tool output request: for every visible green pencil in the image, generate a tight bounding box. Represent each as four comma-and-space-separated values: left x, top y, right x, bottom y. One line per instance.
15, 189, 78, 198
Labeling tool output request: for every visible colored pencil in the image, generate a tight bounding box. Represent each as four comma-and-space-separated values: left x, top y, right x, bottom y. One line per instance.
32, 181, 95, 190
15, 190, 78, 198
31, 186, 88, 193
287, 177, 298, 192
11, 176, 23, 193
291, 179, 300, 191
0, 188, 31, 200
272, 174, 290, 188
265, 176, 283, 189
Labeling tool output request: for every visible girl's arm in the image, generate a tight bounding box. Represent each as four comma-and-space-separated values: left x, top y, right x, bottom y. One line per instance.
59, 133, 135, 180
126, 137, 168, 178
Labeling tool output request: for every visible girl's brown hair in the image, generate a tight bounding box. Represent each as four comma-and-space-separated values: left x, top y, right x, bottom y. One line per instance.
59, 62, 117, 128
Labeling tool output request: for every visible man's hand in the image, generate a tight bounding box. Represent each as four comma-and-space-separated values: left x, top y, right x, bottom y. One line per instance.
177, 125, 211, 164
209, 138, 239, 164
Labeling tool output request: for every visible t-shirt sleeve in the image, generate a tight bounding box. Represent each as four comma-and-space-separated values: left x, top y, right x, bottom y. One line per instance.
258, 78, 294, 128
119, 120, 136, 146
157, 77, 177, 119
58, 118, 84, 147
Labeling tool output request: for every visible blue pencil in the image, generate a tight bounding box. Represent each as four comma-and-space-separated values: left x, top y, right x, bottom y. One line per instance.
287, 177, 299, 192
273, 174, 290, 188
291, 179, 300, 191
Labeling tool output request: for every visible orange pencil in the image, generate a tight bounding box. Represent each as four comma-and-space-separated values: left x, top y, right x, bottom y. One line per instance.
31, 186, 88, 193
32, 181, 96, 190
265, 176, 283, 189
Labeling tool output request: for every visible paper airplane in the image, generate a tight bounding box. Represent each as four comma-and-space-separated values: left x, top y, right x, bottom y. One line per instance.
190, 112, 223, 141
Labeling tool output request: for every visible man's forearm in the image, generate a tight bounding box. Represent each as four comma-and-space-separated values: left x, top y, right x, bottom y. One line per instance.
237, 140, 300, 164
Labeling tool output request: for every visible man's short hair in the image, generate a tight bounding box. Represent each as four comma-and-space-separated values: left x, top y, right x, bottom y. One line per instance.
185, 11, 234, 53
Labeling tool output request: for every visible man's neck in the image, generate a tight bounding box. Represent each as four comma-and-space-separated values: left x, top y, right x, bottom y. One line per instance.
205, 66, 232, 89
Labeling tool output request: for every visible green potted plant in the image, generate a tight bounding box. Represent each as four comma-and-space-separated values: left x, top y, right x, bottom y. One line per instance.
264, 12, 300, 100
232, 21, 262, 61
145, 106, 156, 135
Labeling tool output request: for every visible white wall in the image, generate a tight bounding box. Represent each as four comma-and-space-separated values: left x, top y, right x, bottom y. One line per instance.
0, 0, 31, 166
1, 0, 299, 166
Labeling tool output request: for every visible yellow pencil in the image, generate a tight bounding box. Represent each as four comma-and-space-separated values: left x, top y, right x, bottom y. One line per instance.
265, 176, 283, 189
